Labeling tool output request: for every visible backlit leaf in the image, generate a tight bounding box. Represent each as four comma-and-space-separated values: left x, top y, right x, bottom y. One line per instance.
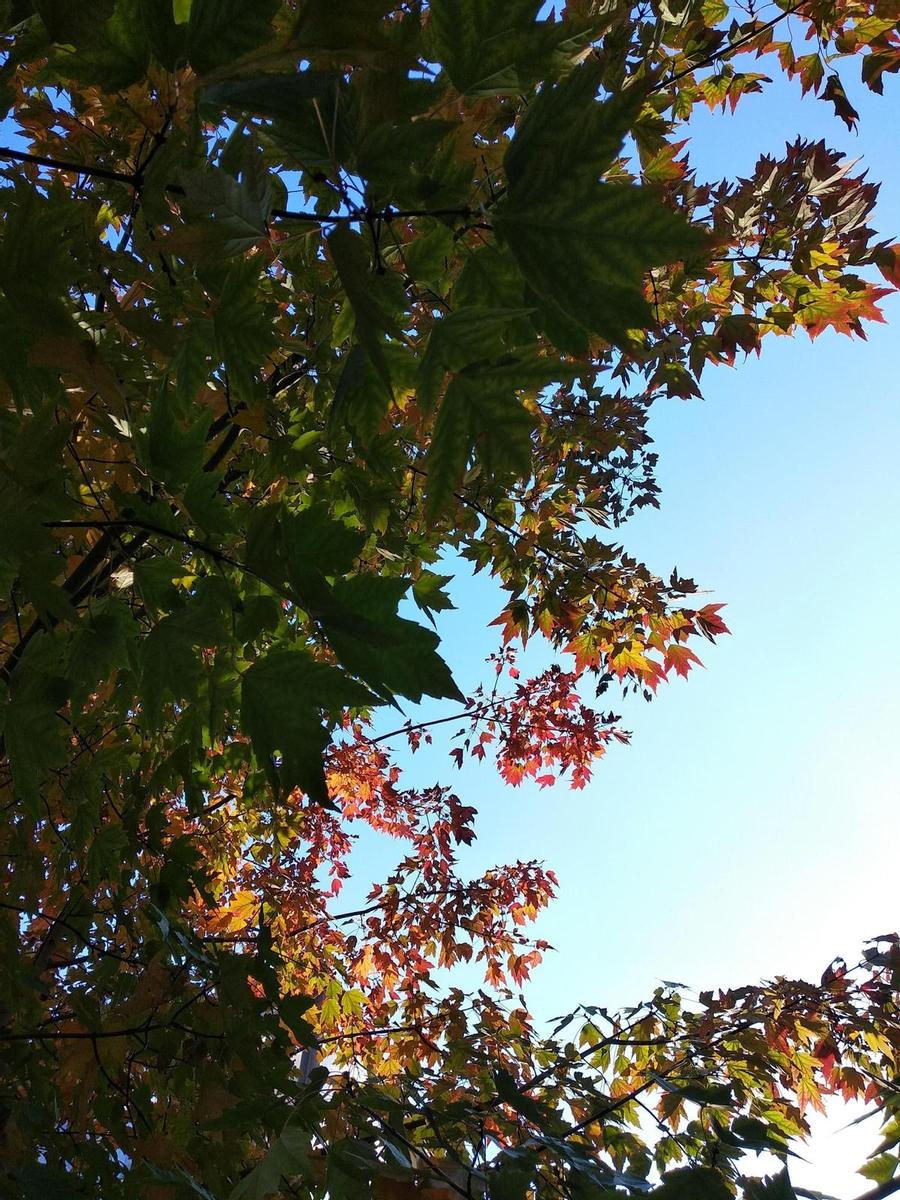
241, 648, 376, 803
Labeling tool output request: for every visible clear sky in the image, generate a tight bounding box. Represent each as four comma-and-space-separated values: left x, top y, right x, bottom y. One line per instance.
363, 65, 900, 1197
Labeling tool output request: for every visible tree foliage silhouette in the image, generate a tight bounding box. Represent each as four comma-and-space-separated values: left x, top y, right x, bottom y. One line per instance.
1, 0, 899, 1197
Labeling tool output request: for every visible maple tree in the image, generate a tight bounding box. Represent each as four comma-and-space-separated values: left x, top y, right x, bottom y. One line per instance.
1, 0, 899, 1197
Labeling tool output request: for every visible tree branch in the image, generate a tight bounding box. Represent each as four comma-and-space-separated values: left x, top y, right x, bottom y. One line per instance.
0, 144, 137, 184
370, 699, 502, 745
45, 518, 247, 575
651, 0, 809, 96
0, 145, 471, 225
857, 1177, 900, 1200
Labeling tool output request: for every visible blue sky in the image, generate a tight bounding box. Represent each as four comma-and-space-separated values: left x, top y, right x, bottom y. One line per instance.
374, 67, 900, 1004
367, 63, 900, 1196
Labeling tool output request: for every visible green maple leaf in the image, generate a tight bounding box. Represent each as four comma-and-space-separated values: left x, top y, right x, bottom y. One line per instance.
742, 1168, 797, 1199
424, 375, 474, 519
497, 68, 708, 344
241, 648, 376, 804
429, 0, 576, 97
496, 183, 705, 344
416, 305, 532, 412
229, 1122, 313, 1200
67, 597, 137, 710
424, 370, 537, 517
323, 574, 463, 704
653, 1167, 732, 1198
200, 70, 337, 121
412, 570, 455, 622
328, 225, 405, 395
2, 633, 70, 815
184, 0, 279, 75
168, 167, 272, 259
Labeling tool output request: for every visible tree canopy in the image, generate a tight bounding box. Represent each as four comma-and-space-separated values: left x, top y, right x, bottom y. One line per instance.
1, 0, 899, 1197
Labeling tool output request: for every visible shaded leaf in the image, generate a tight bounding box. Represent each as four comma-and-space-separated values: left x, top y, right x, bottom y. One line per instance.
241, 648, 376, 803
329, 225, 404, 395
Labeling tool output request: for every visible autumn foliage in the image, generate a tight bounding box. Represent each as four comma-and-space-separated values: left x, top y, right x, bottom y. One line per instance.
1, 0, 899, 1197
